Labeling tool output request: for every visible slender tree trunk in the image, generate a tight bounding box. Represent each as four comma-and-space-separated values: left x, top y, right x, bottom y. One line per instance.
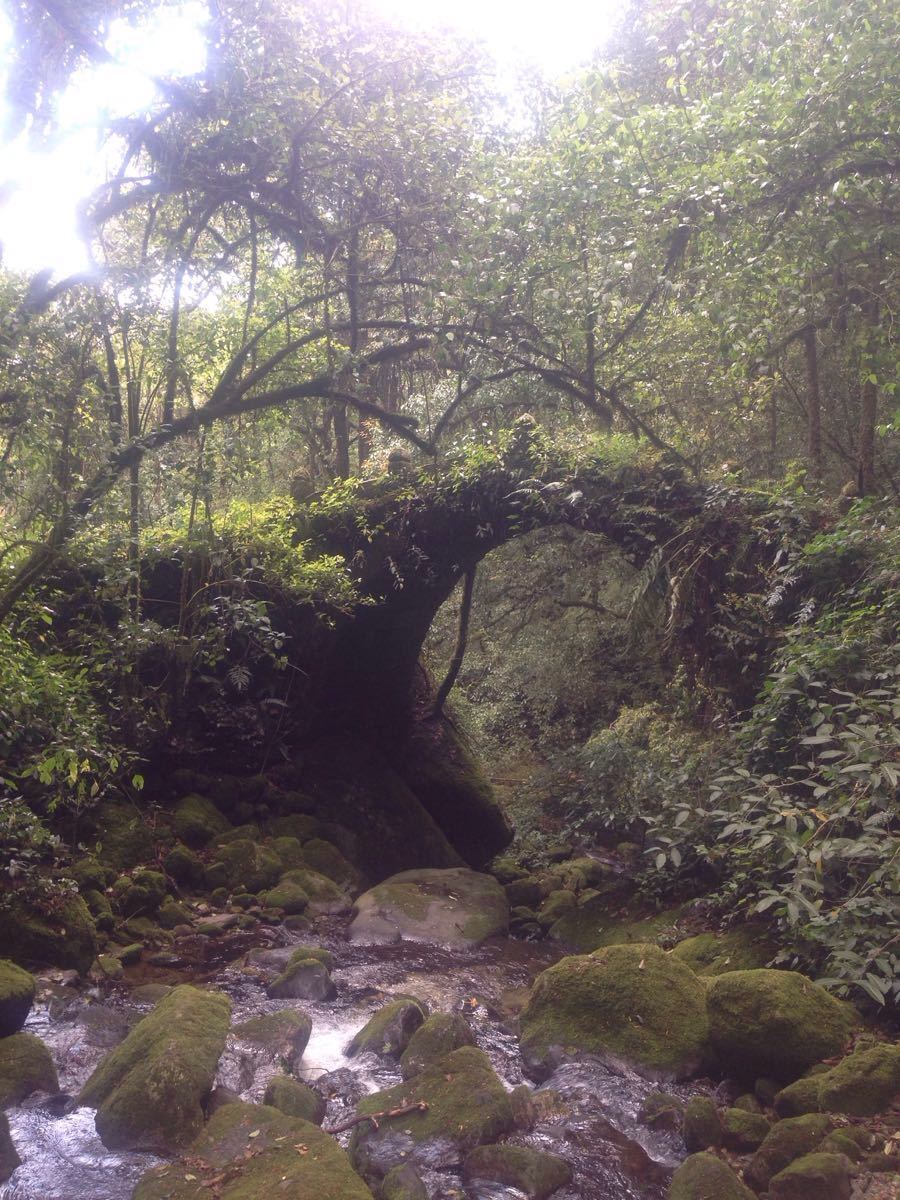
127, 379, 141, 615
803, 325, 823, 482
431, 567, 476, 719
858, 300, 879, 495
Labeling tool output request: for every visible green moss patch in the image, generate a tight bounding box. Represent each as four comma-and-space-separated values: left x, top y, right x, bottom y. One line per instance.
0, 960, 35, 1036
399, 1012, 475, 1079
173, 794, 231, 848
744, 1114, 833, 1191
263, 1075, 326, 1124
669, 1152, 755, 1200
768, 1151, 854, 1200
233, 1009, 312, 1068
348, 998, 427, 1059
0, 895, 97, 973
0, 1032, 58, 1105
350, 868, 508, 948
519, 943, 710, 1080
671, 929, 775, 976
464, 1144, 572, 1199
79, 984, 231, 1151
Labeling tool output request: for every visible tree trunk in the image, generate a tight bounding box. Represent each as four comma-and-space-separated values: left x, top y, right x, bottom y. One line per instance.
803, 324, 823, 482
127, 379, 141, 615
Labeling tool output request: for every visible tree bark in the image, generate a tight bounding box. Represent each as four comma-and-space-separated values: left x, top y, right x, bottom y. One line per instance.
803, 324, 823, 481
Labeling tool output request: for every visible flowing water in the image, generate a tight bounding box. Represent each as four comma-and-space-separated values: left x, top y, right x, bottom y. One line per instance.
1, 917, 711, 1200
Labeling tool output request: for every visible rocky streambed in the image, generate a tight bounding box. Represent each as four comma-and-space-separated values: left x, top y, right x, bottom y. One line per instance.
1, 913, 703, 1200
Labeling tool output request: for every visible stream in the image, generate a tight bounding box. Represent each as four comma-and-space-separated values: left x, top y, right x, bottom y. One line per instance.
1, 916, 712, 1200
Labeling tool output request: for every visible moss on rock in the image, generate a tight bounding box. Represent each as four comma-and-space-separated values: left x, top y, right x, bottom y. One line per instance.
350, 868, 508, 948
464, 1143, 572, 1199
399, 1012, 476, 1079
0, 1111, 20, 1183
348, 998, 426, 1059
0, 960, 35, 1036
639, 1092, 684, 1131
668, 1152, 755, 1200
671, 930, 774, 976
744, 1114, 832, 1192
173, 794, 231, 848
817, 1044, 900, 1117
683, 1096, 722, 1152
300, 838, 361, 889
233, 1009, 312, 1071
269, 835, 307, 872
0, 1032, 58, 1105
706, 970, 856, 1083
768, 1151, 854, 1200
118, 870, 167, 917
263, 1074, 326, 1124
259, 878, 309, 914
519, 943, 710, 1080
0, 895, 97, 973
549, 897, 683, 954
133, 1101, 374, 1199
79, 984, 231, 1151
277, 868, 346, 914
382, 1163, 428, 1200
210, 839, 281, 894
163, 843, 205, 888
93, 801, 158, 870
721, 1107, 771, 1152
287, 945, 334, 971
266, 957, 336, 1001
349, 1046, 514, 1181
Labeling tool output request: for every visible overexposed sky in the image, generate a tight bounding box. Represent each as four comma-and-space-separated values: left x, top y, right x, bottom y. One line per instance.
0, 0, 620, 276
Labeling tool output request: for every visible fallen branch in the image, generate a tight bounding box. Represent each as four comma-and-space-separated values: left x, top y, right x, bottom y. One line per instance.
326, 1100, 428, 1135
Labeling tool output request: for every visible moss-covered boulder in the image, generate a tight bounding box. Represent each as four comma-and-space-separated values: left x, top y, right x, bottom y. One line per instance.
768, 1151, 854, 1200
349, 1046, 514, 1181
163, 843, 205, 888
520, 943, 710, 1080
0, 895, 97, 973
233, 1010, 312, 1073
350, 868, 508, 948
813, 1044, 900, 1117
269, 835, 307, 872
505, 877, 545, 908
348, 998, 426, 1060
399, 1012, 475, 1079
0, 1111, 20, 1183
287, 945, 334, 971
668, 1152, 755, 1200
744, 1114, 832, 1191
133, 1101, 374, 1199
92, 801, 157, 869
683, 1095, 722, 1152
173, 794, 230, 848
84, 888, 115, 930
382, 1163, 428, 1200
639, 1091, 684, 1131
71, 855, 111, 891
721, 1106, 771, 1151
549, 897, 684, 954
79, 984, 231, 1150
210, 839, 281, 894
263, 1074, 326, 1124
157, 897, 192, 930
0, 1031, 58, 1105
706, 970, 856, 1083
276, 868, 347, 914
0, 960, 35, 1036
537, 890, 578, 929
671, 930, 774, 976
267, 957, 336, 1001
818, 1131, 864, 1162
259, 878, 310, 915
464, 1144, 572, 1199
117, 869, 167, 917
300, 838, 362, 890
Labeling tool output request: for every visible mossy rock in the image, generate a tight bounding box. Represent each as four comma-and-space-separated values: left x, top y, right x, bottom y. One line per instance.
399, 1012, 475, 1079
0, 1031, 58, 1105
722, 1107, 771, 1152
300, 838, 362, 890
556, 857, 609, 890
639, 1091, 684, 1131
84, 888, 115, 931
491, 856, 528, 885
269, 835, 307, 872
210, 839, 281, 894
267, 958, 336, 1002
278, 868, 346, 914
95, 954, 124, 981
744, 1113, 833, 1191
263, 1074, 326, 1124
816, 1044, 900, 1117
348, 998, 426, 1060
818, 1131, 864, 1162
520, 943, 710, 1080
71, 856, 111, 891
768, 1151, 854, 1200
683, 1095, 722, 1152
668, 1152, 755, 1200
79, 984, 231, 1150
133, 1101, 374, 1199
349, 1046, 514, 1181
268, 814, 321, 842
119, 870, 167, 917
505, 877, 544, 908
259, 879, 309, 915
0, 895, 97, 973
163, 843, 205, 888
537, 889, 577, 929
173, 794, 231, 848
287, 945, 334, 971
382, 1163, 428, 1200
671, 929, 775, 976
706, 970, 857, 1083
549, 896, 683, 954
350, 868, 508, 948
0, 1110, 20, 1183
233, 1009, 312, 1072
0, 960, 35, 1036
93, 801, 158, 869
157, 898, 192, 930
464, 1143, 572, 1199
